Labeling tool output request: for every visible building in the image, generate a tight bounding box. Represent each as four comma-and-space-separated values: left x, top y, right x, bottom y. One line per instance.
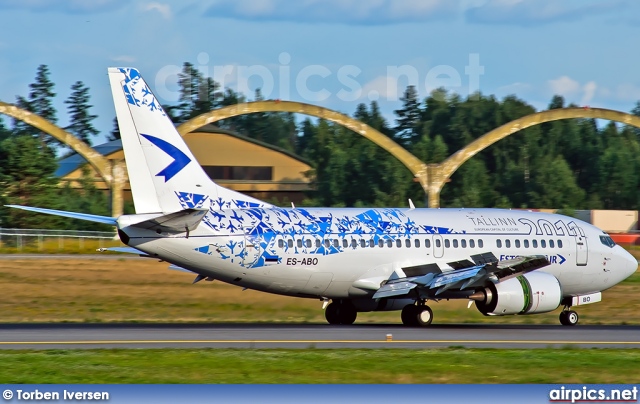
56, 125, 313, 206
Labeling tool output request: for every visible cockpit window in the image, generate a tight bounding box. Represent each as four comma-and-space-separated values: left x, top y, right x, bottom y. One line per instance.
600, 235, 616, 248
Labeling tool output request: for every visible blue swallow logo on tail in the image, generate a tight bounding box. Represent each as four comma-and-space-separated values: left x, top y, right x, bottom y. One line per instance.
140, 134, 191, 182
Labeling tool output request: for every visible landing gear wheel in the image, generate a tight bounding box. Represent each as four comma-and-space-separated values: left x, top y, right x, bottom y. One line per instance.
415, 305, 433, 327
401, 304, 434, 327
401, 304, 419, 326
338, 303, 357, 325
325, 301, 357, 325
325, 302, 341, 325
559, 310, 579, 326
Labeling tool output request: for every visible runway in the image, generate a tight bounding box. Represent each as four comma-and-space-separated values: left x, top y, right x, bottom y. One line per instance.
0, 323, 639, 349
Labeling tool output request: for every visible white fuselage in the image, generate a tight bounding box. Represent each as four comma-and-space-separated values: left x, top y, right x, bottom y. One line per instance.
121, 207, 637, 301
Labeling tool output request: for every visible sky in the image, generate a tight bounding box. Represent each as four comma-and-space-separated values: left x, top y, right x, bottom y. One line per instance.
0, 0, 639, 145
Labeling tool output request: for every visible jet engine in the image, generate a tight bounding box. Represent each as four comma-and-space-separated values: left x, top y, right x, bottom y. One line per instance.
472, 271, 562, 316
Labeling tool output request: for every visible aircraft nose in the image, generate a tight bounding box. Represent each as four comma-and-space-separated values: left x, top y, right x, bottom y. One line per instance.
623, 250, 638, 278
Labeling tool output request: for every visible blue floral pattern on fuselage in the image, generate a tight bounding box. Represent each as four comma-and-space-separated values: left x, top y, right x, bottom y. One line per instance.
177, 191, 463, 269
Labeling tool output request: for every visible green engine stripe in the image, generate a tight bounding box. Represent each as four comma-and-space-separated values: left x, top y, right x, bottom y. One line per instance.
516, 275, 532, 314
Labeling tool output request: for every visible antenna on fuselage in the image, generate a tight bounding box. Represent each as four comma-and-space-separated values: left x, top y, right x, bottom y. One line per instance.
408, 199, 415, 210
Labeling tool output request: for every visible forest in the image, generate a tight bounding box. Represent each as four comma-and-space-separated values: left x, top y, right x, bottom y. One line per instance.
1, 63, 639, 230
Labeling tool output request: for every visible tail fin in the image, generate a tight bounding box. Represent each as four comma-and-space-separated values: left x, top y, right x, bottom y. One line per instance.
107, 67, 270, 214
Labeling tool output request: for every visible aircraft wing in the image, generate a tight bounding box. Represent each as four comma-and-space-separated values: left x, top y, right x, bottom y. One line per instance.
372, 253, 550, 300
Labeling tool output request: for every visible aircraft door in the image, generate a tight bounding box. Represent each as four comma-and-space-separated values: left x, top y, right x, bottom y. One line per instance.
575, 233, 588, 266
433, 235, 444, 258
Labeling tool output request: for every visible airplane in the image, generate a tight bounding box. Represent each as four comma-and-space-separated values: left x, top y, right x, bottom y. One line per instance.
8, 67, 638, 327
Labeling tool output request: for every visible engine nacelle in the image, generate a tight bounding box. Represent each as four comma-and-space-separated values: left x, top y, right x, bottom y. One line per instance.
352, 298, 416, 312
474, 272, 562, 316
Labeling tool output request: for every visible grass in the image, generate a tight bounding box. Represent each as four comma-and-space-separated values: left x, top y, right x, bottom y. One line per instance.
0, 257, 638, 324
0, 348, 638, 383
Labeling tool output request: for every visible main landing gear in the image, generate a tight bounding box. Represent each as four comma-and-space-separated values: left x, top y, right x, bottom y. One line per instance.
559, 308, 579, 326
325, 300, 357, 325
401, 303, 433, 327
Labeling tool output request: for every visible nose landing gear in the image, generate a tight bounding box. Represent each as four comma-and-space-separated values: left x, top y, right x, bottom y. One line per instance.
559, 308, 579, 326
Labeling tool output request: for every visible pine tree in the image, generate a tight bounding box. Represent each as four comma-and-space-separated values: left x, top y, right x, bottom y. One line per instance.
108, 117, 120, 141
64, 81, 99, 145
393, 85, 421, 146
0, 116, 9, 142
21, 65, 57, 146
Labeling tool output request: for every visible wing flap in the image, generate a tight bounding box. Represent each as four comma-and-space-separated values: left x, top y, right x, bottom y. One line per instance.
371, 255, 550, 300
373, 281, 417, 299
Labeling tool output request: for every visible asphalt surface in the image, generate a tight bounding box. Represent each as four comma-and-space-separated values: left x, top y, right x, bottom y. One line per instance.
0, 323, 638, 349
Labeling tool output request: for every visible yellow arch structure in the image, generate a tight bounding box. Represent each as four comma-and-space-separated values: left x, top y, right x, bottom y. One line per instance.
0, 101, 126, 217
180, 104, 640, 208
177, 100, 428, 182
6, 100, 640, 214
430, 107, 640, 207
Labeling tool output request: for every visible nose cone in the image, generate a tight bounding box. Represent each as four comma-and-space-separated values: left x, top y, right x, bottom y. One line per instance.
622, 249, 638, 279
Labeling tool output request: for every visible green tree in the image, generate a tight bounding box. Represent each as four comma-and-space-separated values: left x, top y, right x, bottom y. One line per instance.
14, 65, 57, 146
65, 81, 99, 145
0, 135, 62, 228
394, 85, 421, 146
108, 117, 120, 141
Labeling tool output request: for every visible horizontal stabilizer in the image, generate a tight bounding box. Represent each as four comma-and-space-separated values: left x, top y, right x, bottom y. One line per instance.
98, 246, 148, 256
5, 205, 117, 225
128, 208, 208, 233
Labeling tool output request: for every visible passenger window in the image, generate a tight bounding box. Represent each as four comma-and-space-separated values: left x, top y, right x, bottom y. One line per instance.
405, 239, 411, 248
478, 239, 484, 248
342, 239, 348, 248
505, 239, 511, 248
278, 240, 284, 248
297, 240, 303, 248
324, 239, 330, 248
386, 240, 393, 248
453, 239, 459, 248
288, 240, 294, 248
415, 239, 421, 248
369, 239, 375, 248
469, 239, 475, 248
378, 239, 384, 248
435, 239, 441, 248
541, 240, 546, 248
360, 239, 366, 248
558, 240, 563, 248
549, 240, 554, 248
524, 240, 529, 248
496, 239, 502, 248
351, 239, 357, 248
425, 239, 431, 248
333, 239, 339, 248
515, 239, 521, 248
396, 239, 402, 248
315, 239, 321, 248
461, 239, 467, 248
532, 240, 538, 248
444, 239, 451, 248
